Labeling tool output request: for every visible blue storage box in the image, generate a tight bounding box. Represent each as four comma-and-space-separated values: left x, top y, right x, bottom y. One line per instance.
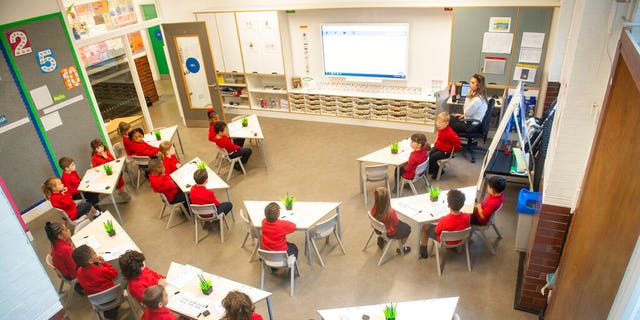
516, 189, 540, 214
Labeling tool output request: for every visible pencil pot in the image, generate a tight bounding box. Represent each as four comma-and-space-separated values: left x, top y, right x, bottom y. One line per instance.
103, 165, 113, 176
153, 130, 161, 140
107, 230, 116, 237
201, 287, 212, 295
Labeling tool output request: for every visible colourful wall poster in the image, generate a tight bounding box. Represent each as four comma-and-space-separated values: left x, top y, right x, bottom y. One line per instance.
489, 17, 511, 33
5, 29, 32, 56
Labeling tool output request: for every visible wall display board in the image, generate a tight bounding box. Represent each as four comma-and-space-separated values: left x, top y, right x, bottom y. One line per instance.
0, 13, 103, 213
236, 11, 285, 74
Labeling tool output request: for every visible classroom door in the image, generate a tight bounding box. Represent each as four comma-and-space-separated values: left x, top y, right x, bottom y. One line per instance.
141, 4, 169, 75
544, 31, 640, 319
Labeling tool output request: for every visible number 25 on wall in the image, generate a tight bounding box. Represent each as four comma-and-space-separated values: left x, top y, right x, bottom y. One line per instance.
35, 48, 58, 73
5, 29, 32, 57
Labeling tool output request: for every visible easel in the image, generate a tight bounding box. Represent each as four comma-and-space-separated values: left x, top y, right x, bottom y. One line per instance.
475, 81, 534, 198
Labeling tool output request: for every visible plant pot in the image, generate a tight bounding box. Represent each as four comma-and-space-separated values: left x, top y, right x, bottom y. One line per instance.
105, 171, 113, 176
242, 122, 248, 127
107, 230, 116, 237
285, 204, 293, 211
385, 318, 396, 320
154, 132, 161, 140
201, 287, 212, 295
391, 149, 398, 154
430, 196, 438, 202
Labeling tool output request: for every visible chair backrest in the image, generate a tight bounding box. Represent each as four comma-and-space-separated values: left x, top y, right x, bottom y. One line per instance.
132, 155, 150, 166
257, 249, 289, 268
87, 284, 125, 311
440, 227, 472, 248
365, 164, 389, 181
112, 142, 125, 159
367, 211, 387, 236
240, 209, 260, 239
310, 214, 339, 238
45, 254, 65, 280
415, 158, 429, 178
214, 144, 232, 159
488, 203, 503, 225
479, 98, 496, 136
189, 204, 220, 221
53, 207, 73, 223
159, 193, 178, 206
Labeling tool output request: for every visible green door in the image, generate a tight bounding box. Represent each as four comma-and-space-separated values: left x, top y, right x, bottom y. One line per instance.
141, 4, 169, 75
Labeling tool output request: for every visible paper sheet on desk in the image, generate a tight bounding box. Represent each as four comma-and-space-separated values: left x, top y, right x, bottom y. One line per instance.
100, 244, 136, 261
74, 235, 101, 250
166, 262, 201, 289
86, 182, 110, 191
167, 292, 209, 318
83, 171, 100, 183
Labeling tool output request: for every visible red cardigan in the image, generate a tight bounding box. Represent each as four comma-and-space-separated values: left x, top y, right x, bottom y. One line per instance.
162, 155, 180, 175
403, 149, 428, 179
92, 151, 124, 189
261, 219, 296, 251
211, 135, 240, 153
51, 239, 77, 279
130, 140, 160, 157
142, 307, 178, 320
50, 191, 79, 220
189, 185, 220, 206
77, 262, 118, 295
434, 125, 461, 153
371, 206, 400, 237
149, 174, 178, 202
61, 171, 81, 195
208, 123, 216, 142
122, 136, 134, 156
435, 212, 470, 244
128, 267, 165, 302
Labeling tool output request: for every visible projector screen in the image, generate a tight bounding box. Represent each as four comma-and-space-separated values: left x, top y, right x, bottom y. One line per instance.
321, 24, 409, 79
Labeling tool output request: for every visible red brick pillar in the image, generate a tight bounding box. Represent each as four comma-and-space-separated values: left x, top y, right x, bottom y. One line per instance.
543, 82, 560, 114
517, 204, 571, 312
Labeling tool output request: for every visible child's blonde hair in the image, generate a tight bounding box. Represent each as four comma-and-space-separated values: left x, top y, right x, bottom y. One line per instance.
158, 141, 172, 159
372, 187, 391, 222
437, 112, 450, 124
41, 177, 59, 199
118, 122, 131, 137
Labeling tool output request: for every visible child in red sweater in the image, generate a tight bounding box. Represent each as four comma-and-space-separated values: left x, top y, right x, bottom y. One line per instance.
72, 245, 119, 319
45, 221, 85, 295
395, 133, 430, 189
118, 122, 134, 156
158, 141, 181, 175
211, 121, 252, 167
90, 139, 130, 202
148, 159, 187, 210
128, 127, 160, 157
371, 187, 412, 255
141, 285, 177, 320
119, 250, 166, 302
189, 169, 233, 216
419, 189, 471, 259
261, 202, 298, 259
42, 177, 98, 221
428, 112, 461, 178
471, 176, 506, 225
59, 157, 100, 209
222, 290, 264, 320
208, 110, 245, 147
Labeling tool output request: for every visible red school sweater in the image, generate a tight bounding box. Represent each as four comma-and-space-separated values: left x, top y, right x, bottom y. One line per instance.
61, 171, 81, 195
149, 174, 178, 202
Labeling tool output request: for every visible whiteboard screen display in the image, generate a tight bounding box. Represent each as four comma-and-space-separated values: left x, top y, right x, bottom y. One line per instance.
321, 24, 409, 79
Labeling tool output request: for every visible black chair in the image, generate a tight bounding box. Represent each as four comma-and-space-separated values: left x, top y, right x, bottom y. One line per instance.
458, 98, 495, 163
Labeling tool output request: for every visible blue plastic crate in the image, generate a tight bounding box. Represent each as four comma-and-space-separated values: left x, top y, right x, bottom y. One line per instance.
516, 189, 540, 214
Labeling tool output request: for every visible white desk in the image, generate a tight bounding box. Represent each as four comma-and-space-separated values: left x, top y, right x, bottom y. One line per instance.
78, 157, 126, 224
317, 297, 459, 320
390, 186, 476, 255
244, 201, 341, 265
165, 261, 273, 320
228, 115, 268, 167
70, 211, 140, 262
357, 138, 411, 196
144, 125, 185, 155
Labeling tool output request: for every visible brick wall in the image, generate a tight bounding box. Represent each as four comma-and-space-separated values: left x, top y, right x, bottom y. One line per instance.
543, 82, 560, 115
517, 204, 571, 312
134, 55, 159, 104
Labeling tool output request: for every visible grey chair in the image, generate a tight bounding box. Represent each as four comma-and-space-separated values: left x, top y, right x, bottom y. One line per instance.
429, 227, 472, 276
435, 147, 455, 180
52, 203, 90, 233
309, 214, 346, 267
362, 211, 401, 266
214, 145, 246, 181
240, 209, 261, 262
362, 164, 391, 205
131, 155, 150, 188
159, 194, 189, 229
112, 142, 134, 188
398, 158, 430, 196
258, 249, 300, 297
86, 284, 131, 320
45, 254, 77, 304
471, 204, 503, 254
190, 204, 229, 244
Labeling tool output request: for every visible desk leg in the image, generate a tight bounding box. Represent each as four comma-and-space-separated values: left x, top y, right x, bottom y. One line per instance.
261, 140, 268, 167
266, 296, 274, 320
359, 162, 364, 193
396, 165, 401, 197
226, 189, 235, 222
111, 194, 123, 224
184, 193, 193, 222
176, 128, 185, 155
336, 206, 342, 238
306, 230, 312, 265
417, 222, 423, 258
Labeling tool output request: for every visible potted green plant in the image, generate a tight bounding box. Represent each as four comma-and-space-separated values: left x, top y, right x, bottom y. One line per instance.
198, 274, 212, 295
282, 193, 295, 211
429, 186, 440, 202
196, 161, 207, 170
383, 302, 397, 320
103, 164, 113, 176
153, 129, 161, 140
390, 141, 399, 154
241, 116, 249, 127
103, 219, 116, 237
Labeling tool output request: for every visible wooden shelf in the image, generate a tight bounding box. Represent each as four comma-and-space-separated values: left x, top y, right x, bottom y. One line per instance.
250, 89, 287, 94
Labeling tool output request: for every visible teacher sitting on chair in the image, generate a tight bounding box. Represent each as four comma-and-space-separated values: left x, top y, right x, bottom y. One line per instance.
450, 74, 488, 134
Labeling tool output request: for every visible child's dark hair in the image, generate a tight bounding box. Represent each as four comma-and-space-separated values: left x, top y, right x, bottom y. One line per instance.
264, 202, 280, 222
207, 108, 218, 120
58, 157, 74, 171
72, 245, 92, 268
488, 176, 507, 193
214, 121, 227, 134
447, 189, 466, 211
128, 127, 145, 140
372, 187, 391, 222
90, 139, 109, 153
142, 285, 165, 309
44, 221, 64, 246
148, 159, 164, 174
41, 177, 59, 199
222, 290, 255, 320
193, 169, 208, 185
118, 122, 131, 136
410, 133, 430, 151
119, 250, 145, 280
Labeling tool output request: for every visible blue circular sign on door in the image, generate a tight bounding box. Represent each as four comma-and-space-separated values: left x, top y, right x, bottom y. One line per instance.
154, 29, 162, 41
185, 57, 200, 73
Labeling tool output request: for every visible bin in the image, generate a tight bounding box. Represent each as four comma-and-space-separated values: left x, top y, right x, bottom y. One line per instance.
515, 189, 541, 251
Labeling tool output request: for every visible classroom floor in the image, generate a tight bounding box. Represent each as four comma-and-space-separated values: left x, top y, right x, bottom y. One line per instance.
28, 80, 537, 320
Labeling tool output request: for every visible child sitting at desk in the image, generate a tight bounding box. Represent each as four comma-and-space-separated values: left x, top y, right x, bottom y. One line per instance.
419, 189, 470, 259
45, 221, 85, 295
42, 177, 99, 221
471, 176, 506, 225
141, 285, 177, 320
148, 159, 187, 211
189, 168, 233, 217
395, 133, 430, 189
208, 109, 244, 147
158, 141, 181, 175
371, 187, 412, 255
72, 244, 120, 319
222, 290, 263, 320
90, 139, 130, 202
211, 121, 252, 168
59, 156, 101, 209
262, 202, 298, 259
428, 112, 461, 179
118, 122, 133, 156
128, 127, 160, 157
119, 250, 166, 302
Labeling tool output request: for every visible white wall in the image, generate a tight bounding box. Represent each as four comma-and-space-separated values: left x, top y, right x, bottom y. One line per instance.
0, 0, 58, 25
